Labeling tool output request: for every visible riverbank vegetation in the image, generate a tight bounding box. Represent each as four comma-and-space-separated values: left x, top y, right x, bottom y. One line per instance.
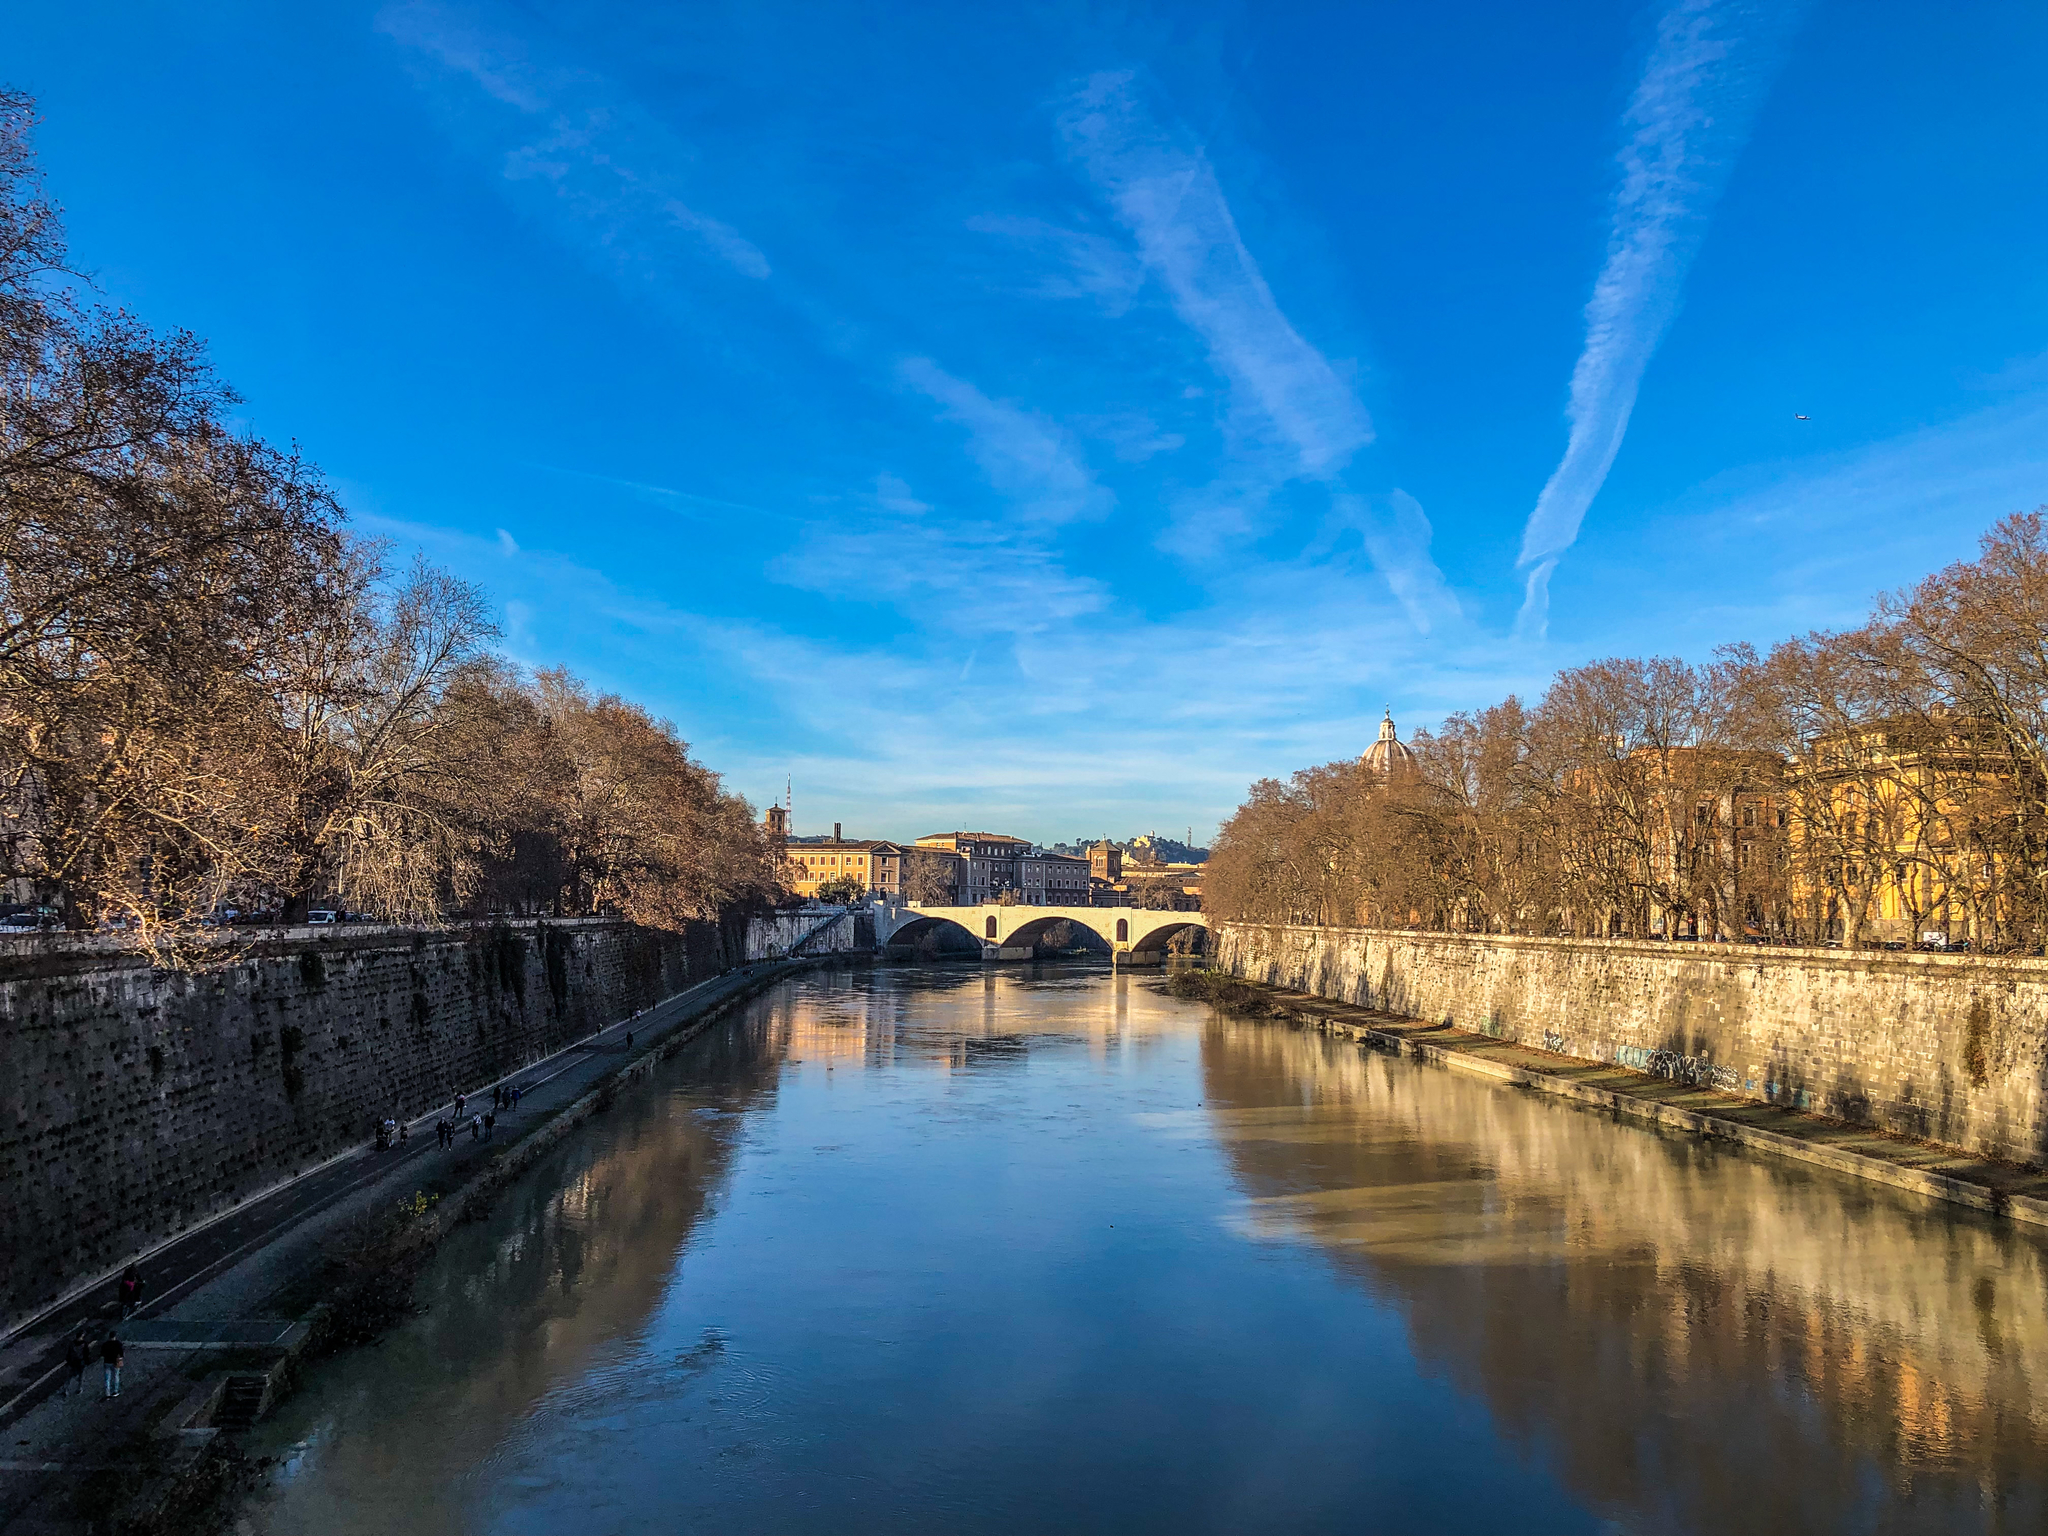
1207, 511, 2048, 951
0, 95, 781, 954
1163, 967, 1288, 1015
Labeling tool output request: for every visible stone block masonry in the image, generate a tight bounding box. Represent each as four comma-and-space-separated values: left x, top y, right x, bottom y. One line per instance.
1217, 923, 2048, 1168
0, 916, 740, 1336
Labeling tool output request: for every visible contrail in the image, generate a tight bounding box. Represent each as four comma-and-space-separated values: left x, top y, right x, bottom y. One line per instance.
1515, 0, 1808, 639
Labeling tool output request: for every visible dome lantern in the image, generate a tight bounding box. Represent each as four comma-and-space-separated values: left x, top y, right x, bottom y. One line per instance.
1361, 710, 1417, 777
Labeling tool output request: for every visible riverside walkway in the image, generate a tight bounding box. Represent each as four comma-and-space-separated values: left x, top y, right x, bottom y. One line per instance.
0, 957, 794, 1534
1215, 976, 2048, 1225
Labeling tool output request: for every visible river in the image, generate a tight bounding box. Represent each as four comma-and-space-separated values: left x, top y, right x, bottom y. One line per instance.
244, 964, 2048, 1535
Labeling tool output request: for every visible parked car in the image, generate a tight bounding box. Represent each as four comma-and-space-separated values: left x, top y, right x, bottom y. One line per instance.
307, 909, 340, 925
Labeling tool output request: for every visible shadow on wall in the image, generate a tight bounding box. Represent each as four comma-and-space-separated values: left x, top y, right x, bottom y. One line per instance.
0, 918, 734, 1336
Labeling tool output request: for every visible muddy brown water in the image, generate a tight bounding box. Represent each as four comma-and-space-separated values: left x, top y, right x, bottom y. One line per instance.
243, 965, 2048, 1534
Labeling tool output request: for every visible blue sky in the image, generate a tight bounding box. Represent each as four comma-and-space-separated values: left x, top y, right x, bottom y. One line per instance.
12, 1, 2047, 844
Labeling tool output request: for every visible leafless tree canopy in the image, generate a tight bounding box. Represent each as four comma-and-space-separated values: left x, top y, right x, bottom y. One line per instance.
1208, 510, 2048, 953
0, 94, 781, 954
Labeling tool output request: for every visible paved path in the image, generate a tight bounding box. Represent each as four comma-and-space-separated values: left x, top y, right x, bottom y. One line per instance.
0, 959, 792, 1534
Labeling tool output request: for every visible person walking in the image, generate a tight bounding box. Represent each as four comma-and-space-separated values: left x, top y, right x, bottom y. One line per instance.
455, 1093, 466, 1119
469, 1113, 481, 1141
100, 1331, 123, 1399
483, 1110, 496, 1142
65, 1330, 88, 1397
510, 1085, 520, 1111
117, 1264, 142, 1320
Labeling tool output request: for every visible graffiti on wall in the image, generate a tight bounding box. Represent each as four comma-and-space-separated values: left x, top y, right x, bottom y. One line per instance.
1614, 1043, 1741, 1095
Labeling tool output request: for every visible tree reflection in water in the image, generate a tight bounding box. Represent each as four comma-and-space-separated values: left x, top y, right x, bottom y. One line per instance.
245, 970, 2048, 1536
1202, 1017, 2048, 1534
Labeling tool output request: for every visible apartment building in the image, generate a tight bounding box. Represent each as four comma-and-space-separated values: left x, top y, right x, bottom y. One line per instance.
1022, 851, 1091, 904
914, 832, 1031, 903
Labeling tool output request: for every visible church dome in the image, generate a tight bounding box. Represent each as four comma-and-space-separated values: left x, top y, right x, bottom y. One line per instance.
1360, 711, 1416, 777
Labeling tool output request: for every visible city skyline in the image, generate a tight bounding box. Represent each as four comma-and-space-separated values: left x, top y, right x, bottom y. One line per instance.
9, 1, 2045, 845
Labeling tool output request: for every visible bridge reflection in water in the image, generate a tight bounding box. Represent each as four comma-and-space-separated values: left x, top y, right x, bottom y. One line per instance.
241, 968, 2046, 1536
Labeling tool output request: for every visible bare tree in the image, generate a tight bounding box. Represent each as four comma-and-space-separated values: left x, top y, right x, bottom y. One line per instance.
903, 847, 958, 903
0, 97, 787, 957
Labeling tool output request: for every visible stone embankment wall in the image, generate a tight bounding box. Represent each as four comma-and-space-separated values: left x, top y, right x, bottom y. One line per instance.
0, 916, 742, 1335
1216, 923, 2048, 1166
744, 909, 869, 961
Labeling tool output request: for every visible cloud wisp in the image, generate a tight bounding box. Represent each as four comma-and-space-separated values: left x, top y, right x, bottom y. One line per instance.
378, 1, 771, 284
899, 358, 1114, 526
1050, 72, 1460, 632
1057, 71, 1371, 481
1515, 0, 1807, 638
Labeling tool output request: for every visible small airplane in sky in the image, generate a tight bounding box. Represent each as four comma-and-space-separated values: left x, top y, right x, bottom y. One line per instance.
1795, 414, 1810, 420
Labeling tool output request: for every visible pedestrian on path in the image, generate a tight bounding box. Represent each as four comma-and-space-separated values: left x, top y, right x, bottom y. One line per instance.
100, 1332, 123, 1399
117, 1264, 143, 1320
470, 1113, 481, 1141
456, 1093, 466, 1119
484, 1110, 496, 1142
625, 1030, 633, 1050
65, 1330, 88, 1396
511, 1084, 520, 1110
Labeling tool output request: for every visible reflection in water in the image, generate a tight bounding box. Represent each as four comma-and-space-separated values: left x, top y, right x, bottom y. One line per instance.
246, 968, 2048, 1535
249, 1003, 787, 1531
1204, 1019, 2048, 1534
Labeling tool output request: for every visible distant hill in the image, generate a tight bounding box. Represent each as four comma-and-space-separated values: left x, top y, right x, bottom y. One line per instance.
1048, 834, 1208, 864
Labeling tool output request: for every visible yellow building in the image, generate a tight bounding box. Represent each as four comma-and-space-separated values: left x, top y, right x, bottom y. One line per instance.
1789, 713, 2014, 947
778, 820, 905, 899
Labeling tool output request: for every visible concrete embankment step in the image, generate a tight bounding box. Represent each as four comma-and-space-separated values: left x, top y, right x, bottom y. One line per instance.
213, 1373, 271, 1429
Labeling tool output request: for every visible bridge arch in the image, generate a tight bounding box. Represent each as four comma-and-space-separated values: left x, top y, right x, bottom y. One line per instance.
881, 914, 983, 956
1128, 918, 1205, 955
998, 913, 1113, 956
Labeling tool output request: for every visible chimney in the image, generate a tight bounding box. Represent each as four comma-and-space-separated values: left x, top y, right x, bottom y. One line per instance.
834, 821, 842, 842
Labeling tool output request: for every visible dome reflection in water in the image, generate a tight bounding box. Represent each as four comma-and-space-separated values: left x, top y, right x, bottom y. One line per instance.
247, 967, 2048, 1535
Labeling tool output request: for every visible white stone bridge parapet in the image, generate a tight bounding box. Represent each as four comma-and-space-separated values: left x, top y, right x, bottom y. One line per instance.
874, 902, 1205, 962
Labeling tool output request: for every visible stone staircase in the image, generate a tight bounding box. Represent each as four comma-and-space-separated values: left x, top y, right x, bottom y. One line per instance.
211, 1374, 271, 1430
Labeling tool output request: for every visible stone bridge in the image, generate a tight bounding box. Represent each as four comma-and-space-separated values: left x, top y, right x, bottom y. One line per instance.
875, 903, 1206, 962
